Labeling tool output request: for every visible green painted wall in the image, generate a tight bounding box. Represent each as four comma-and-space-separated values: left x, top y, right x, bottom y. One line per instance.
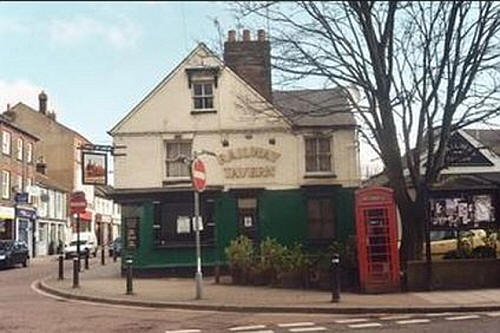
258, 190, 307, 245
336, 187, 356, 244
122, 187, 356, 270
215, 193, 238, 262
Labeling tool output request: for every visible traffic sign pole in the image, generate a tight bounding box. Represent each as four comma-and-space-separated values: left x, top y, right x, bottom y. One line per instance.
194, 189, 202, 300
191, 158, 206, 300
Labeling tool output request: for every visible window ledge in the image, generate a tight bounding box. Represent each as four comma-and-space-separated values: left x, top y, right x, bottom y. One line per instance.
304, 172, 337, 179
163, 177, 191, 186
191, 109, 217, 115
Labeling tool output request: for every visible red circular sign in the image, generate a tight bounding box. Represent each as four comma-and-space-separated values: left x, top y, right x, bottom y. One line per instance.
70, 191, 87, 214
192, 159, 206, 192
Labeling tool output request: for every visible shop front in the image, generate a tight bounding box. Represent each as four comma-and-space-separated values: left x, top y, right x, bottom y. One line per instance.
117, 185, 355, 275
16, 206, 37, 257
0, 206, 15, 240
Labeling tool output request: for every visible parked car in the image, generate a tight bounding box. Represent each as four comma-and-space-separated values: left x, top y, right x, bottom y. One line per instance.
430, 229, 497, 259
108, 237, 121, 257
0, 240, 29, 268
64, 232, 98, 259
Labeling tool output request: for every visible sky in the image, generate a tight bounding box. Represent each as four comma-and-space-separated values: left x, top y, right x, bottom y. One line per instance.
0, 1, 382, 177
0, 1, 236, 143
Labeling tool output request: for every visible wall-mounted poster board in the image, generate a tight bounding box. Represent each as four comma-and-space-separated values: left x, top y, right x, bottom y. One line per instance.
429, 191, 498, 230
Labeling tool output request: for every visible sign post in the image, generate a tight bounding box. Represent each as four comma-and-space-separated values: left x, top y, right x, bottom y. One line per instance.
192, 158, 206, 300
70, 191, 87, 271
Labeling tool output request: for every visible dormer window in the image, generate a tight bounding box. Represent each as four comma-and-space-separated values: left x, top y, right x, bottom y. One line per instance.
185, 66, 219, 114
193, 82, 214, 110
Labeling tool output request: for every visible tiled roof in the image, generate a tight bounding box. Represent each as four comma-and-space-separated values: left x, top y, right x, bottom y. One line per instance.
272, 88, 357, 127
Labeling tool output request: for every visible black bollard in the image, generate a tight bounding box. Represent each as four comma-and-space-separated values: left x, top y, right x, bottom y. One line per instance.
58, 255, 64, 280
101, 246, 106, 265
113, 249, 117, 262
214, 264, 220, 284
331, 253, 341, 303
72, 257, 79, 288
84, 250, 89, 270
126, 258, 133, 295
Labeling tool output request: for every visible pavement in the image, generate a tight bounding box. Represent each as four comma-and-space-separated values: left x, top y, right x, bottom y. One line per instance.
38, 259, 500, 314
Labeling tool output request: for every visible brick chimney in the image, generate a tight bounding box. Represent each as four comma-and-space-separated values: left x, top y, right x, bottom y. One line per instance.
223, 29, 272, 101
39, 91, 47, 115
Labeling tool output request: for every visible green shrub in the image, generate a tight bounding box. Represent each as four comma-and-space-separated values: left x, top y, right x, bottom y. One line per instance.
258, 237, 287, 272
280, 243, 308, 274
225, 235, 254, 270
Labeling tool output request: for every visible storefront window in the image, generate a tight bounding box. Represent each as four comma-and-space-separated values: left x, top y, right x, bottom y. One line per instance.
0, 219, 12, 240
153, 195, 215, 247
307, 198, 335, 241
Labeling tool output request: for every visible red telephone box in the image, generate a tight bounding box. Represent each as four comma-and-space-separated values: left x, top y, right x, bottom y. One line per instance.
355, 187, 400, 293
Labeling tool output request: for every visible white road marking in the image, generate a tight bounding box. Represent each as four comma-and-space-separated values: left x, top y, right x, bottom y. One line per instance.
165, 330, 201, 333
379, 315, 412, 320
278, 322, 315, 328
229, 325, 267, 331
348, 323, 383, 329
396, 319, 431, 325
335, 318, 368, 324
486, 312, 500, 317
425, 312, 453, 317
445, 315, 480, 321
289, 328, 327, 332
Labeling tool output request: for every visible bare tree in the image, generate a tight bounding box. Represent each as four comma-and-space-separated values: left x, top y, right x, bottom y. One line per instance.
231, 1, 500, 263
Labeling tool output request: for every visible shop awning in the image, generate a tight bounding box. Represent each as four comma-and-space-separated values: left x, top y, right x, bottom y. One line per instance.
78, 211, 92, 221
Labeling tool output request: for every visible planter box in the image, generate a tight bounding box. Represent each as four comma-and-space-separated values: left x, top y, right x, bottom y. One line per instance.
407, 258, 500, 291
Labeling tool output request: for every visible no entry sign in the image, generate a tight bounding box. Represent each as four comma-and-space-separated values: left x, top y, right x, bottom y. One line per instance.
70, 191, 87, 215
192, 159, 206, 192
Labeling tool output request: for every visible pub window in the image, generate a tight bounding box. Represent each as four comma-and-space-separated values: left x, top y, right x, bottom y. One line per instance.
165, 141, 192, 178
307, 198, 335, 240
153, 196, 215, 247
1, 170, 10, 199
192, 82, 214, 110
305, 136, 332, 172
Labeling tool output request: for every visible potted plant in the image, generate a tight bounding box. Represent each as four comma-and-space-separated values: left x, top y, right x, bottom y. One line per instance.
225, 235, 254, 285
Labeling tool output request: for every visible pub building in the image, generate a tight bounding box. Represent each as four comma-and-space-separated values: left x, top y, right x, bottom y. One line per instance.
110, 30, 361, 275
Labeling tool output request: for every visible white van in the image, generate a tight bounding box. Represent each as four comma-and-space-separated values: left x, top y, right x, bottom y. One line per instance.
64, 232, 98, 259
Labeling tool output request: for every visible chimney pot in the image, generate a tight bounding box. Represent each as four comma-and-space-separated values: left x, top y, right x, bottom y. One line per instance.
7, 104, 10, 112
228, 30, 236, 42
257, 29, 266, 41
38, 90, 47, 115
242, 29, 251, 41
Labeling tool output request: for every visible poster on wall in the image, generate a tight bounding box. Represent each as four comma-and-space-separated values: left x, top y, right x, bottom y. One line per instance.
82, 152, 107, 185
176, 216, 191, 234
430, 193, 495, 228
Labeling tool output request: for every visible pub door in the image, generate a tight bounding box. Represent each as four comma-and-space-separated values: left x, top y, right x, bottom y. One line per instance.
237, 198, 259, 245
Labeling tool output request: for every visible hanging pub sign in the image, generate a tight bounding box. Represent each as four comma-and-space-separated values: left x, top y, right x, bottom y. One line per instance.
82, 152, 108, 185
429, 193, 496, 229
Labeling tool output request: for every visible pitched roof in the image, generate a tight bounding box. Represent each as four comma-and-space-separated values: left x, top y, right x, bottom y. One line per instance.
463, 129, 500, 156
0, 114, 39, 141
7, 102, 92, 144
272, 88, 356, 127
